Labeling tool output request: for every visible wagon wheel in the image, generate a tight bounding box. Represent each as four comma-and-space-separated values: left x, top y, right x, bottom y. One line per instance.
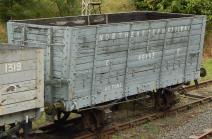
0, 124, 20, 139
155, 89, 175, 111
155, 93, 167, 111
0, 126, 5, 139
54, 111, 70, 124
82, 110, 105, 131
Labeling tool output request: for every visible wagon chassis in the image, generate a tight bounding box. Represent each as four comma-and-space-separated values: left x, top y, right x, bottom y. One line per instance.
27, 80, 212, 139
73, 80, 212, 139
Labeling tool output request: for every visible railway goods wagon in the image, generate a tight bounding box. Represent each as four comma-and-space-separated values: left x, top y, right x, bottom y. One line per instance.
0, 44, 44, 137
7, 11, 206, 123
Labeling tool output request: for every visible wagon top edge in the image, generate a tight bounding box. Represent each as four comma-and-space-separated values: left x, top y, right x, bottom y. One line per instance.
8, 11, 206, 28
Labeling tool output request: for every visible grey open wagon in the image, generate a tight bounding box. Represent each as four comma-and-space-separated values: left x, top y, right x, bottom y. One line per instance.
0, 44, 44, 137
7, 11, 206, 113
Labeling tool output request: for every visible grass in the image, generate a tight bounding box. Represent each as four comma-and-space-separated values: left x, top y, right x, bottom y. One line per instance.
202, 58, 212, 81
32, 112, 47, 129
102, 0, 135, 13
203, 23, 212, 58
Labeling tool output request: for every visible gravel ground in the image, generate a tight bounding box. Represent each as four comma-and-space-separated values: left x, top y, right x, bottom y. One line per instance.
160, 108, 212, 139
113, 87, 212, 139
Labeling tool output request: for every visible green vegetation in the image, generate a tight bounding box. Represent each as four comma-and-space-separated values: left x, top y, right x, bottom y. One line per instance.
102, 0, 135, 13
202, 58, 212, 81
0, 0, 80, 22
133, 0, 212, 21
0, 22, 6, 42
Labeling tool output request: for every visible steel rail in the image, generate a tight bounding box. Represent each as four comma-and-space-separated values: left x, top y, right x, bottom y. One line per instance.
189, 129, 212, 139
196, 130, 212, 139
73, 96, 212, 139
30, 80, 212, 139
73, 80, 212, 139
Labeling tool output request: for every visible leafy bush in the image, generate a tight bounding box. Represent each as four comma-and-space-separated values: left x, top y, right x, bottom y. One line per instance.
134, 0, 212, 21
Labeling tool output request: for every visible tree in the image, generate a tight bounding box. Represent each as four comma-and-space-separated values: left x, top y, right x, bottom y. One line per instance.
0, 0, 80, 22
133, 0, 212, 21
51, 0, 80, 16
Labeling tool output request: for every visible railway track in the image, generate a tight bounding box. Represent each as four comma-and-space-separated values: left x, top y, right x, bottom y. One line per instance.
189, 129, 212, 139
74, 80, 212, 139
30, 80, 212, 139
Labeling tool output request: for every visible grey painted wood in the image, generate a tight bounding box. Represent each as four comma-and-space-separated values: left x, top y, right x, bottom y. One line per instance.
7, 11, 206, 112
0, 47, 44, 121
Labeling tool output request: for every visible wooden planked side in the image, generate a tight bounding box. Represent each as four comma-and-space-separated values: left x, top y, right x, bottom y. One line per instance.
0, 48, 44, 116
71, 16, 205, 101
1, 90, 37, 105
0, 70, 36, 85
0, 80, 36, 95
0, 60, 36, 75
0, 49, 36, 63
0, 100, 37, 116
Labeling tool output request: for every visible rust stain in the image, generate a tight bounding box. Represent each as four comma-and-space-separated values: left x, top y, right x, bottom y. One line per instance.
1, 99, 6, 104
16, 85, 21, 88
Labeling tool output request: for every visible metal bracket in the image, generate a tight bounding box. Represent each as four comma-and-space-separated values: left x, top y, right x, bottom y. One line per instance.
45, 79, 70, 87
184, 18, 194, 81
123, 23, 133, 98
159, 20, 169, 87
91, 26, 99, 105
21, 25, 27, 47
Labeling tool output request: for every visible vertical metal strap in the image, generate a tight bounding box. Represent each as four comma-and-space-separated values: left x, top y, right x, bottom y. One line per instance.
91, 26, 99, 105
46, 27, 53, 103
68, 29, 77, 101
63, 28, 71, 79
158, 21, 169, 88
146, 23, 151, 53
123, 23, 133, 98
47, 27, 53, 80
21, 25, 27, 47
184, 18, 193, 81
7, 22, 14, 44
196, 17, 206, 71
106, 14, 108, 24
88, 15, 90, 25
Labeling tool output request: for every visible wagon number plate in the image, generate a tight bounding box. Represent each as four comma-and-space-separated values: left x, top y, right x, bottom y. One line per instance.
5, 62, 22, 73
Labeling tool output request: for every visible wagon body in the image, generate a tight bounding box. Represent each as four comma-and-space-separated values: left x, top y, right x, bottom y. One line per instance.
0, 45, 44, 125
7, 11, 206, 111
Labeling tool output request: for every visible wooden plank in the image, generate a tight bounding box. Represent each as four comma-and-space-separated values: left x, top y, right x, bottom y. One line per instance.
0, 70, 36, 84
1, 90, 37, 105
0, 100, 37, 116
0, 80, 36, 95
0, 50, 36, 63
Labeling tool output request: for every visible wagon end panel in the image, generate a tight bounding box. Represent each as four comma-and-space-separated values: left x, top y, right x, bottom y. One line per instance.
159, 16, 207, 85
7, 22, 67, 104
0, 48, 44, 119
7, 22, 65, 79
183, 16, 206, 83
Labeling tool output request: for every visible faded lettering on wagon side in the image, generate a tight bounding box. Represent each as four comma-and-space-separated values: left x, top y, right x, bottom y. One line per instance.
139, 52, 155, 61
5, 62, 22, 73
104, 83, 122, 92
98, 25, 190, 41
